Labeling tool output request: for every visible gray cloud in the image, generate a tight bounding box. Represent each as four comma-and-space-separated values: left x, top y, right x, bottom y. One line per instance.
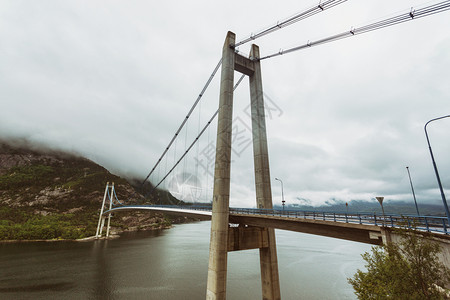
1, 0, 449, 208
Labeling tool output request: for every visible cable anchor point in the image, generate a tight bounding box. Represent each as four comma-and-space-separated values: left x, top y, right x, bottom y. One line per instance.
318, 0, 324, 10
350, 26, 355, 35
410, 7, 415, 19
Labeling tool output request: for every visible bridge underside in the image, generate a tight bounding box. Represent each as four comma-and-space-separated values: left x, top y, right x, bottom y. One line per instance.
106, 206, 212, 221
105, 206, 450, 250
106, 206, 386, 245
229, 214, 384, 245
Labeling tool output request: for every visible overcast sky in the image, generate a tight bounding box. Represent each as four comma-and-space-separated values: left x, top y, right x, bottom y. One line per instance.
1, 0, 449, 209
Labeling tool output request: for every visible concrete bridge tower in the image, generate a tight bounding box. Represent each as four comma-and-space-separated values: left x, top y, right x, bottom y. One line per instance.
206, 31, 281, 300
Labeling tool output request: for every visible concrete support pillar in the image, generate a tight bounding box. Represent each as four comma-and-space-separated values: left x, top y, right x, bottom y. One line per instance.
106, 183, 114, 238
96, 182, 110, 238
206, 31, 236, 300
249, 44, 281, 300
99, 217, 106, 238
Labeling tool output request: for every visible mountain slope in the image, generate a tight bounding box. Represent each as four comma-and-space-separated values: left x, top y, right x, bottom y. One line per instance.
0, 140, 183, 240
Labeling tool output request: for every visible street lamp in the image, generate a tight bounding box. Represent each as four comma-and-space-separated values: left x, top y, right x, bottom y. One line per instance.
424, 115, 450, 225
275, 177, 285, 213
376, 196, 386, 226
406, 166, 420, 216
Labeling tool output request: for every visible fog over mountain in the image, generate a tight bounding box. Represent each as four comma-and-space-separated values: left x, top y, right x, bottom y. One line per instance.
1, 0, 449, 208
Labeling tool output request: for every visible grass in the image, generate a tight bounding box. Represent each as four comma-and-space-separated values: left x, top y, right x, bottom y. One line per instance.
0, 206, 98, 240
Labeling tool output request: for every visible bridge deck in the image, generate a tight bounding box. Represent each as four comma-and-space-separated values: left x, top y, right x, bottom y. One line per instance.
103, 205, 450, 245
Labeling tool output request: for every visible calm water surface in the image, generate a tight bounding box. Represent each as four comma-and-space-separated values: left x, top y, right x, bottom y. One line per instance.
0, 221, 371, 299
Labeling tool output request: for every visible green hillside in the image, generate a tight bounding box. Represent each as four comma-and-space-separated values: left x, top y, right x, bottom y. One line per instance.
0, 140, 183, 241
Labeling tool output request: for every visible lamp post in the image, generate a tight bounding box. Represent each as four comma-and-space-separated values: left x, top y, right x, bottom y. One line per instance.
376, 196, 386, 226
275, 177, 285, 213
406, 166, 420, 216
424, 115, 450, 225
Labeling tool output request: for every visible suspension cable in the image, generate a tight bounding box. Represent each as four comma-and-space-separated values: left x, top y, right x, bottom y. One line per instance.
234, 0, 349, 47
142, 1, 349, 187
142, 58, 222, 185
151, 74, 246, 192
112, 186, 124, 206
260, 1, 450, 60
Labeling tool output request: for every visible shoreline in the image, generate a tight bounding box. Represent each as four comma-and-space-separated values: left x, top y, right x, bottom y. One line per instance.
0, 225, 173, 244
0, 217, 202, 244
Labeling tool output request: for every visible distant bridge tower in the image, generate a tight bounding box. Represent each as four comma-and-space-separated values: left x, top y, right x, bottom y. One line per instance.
96, 182, 115, 239
206, 31, 280, 300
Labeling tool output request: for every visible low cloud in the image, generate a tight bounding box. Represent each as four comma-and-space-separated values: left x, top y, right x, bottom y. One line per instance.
1, 0, 449, 208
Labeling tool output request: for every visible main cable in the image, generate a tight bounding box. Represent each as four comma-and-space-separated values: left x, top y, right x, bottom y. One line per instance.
142, 0, 350, 188
234, 0, 348, 47
260, 1, 450, 60
142, 58, 222, 186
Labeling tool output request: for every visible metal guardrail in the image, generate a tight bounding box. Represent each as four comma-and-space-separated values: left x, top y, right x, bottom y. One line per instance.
229, 207, 449, 235
108, 204, 449, 235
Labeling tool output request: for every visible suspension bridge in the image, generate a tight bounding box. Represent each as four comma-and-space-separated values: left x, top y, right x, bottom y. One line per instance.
95, 1, 450, 299
97, 183, 450, 243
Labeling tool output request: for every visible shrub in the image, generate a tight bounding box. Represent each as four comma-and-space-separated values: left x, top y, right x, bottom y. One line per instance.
348, 228, 450, 299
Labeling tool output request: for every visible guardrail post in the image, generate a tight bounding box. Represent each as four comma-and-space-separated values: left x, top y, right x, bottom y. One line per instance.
424, 217, 429, 232
333, 213, 336, 222
345, 213, 348, 223
443, 219, 448, 234
322, 212, 325, 221
374, 213, 377, 226
358, 214, 362, 225
390, 216, 394, 228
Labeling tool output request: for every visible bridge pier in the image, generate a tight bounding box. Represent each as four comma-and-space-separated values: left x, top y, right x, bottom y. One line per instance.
206, 31, 235, 300
250, 43, 281, 300
207, 31, 280, 300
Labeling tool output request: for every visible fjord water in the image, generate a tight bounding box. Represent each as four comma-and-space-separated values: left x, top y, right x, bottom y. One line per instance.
0, 221, 371, 299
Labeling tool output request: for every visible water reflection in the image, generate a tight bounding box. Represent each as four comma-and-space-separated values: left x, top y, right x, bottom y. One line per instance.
0, 282, 75, 293
92, 240, 112, 300
0, 222, 371, 300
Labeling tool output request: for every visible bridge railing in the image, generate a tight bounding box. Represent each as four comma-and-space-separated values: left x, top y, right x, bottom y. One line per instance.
228, 207, 449, 235
107, 204, 449, 235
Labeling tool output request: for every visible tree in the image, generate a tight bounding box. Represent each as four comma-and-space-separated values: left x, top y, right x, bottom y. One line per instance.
348, 228, 450, 299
